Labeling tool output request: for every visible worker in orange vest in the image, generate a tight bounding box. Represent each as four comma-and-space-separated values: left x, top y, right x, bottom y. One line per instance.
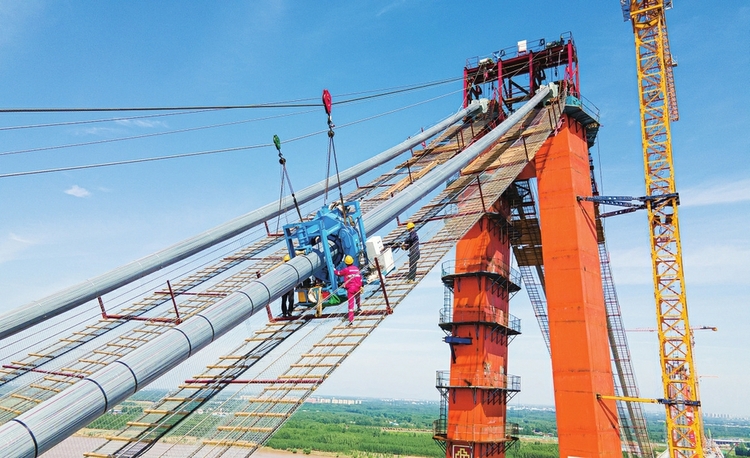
335, 255, 362, 325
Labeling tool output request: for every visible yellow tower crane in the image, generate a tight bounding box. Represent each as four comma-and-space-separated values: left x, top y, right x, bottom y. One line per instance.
623, 1, 704, 457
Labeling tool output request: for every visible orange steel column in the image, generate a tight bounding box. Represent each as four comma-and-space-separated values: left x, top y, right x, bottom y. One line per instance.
534, 114, 621, 457
444, 198, 516, 458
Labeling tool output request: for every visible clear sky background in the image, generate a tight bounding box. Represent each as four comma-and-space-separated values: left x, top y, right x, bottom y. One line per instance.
0, 1, 748, 419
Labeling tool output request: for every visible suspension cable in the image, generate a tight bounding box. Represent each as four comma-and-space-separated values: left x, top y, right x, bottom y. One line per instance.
0, 144, 268, 178
0, 109, 219, 132
0, 87, 463, 179
0, 77, 460, 114
0, 109, 317, 157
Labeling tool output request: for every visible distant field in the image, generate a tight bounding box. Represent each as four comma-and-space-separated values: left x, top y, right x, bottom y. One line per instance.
77, 393, 749, 458
265, 401, 560, 458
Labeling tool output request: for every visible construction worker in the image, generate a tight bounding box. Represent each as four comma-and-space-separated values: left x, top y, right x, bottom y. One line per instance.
401, 221, 420, 281
334, 255, 362, 325
281, 254, 295, 317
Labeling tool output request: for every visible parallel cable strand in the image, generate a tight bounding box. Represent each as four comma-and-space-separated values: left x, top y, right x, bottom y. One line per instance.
0, 109, 219, 132
0, 77, 459, 114
0, 110, 317, 157
0, 88, 461, 179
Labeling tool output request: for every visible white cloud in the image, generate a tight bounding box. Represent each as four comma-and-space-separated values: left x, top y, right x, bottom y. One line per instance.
607, 241, 750, 286
680, 177, 750, 207
114, 119, 166, 129
9, 233, 32, 244
74, 126, 120, 136
0, 232, 35, 264
64, 185, 91, 198
377, 0, 408, 17
0, 2, 44, 48
683, 243, 750, 285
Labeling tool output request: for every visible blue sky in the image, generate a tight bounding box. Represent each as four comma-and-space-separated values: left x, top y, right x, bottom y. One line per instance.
0, 1, 748, 419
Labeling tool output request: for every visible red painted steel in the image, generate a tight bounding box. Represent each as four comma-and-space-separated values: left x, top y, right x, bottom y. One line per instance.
184, 378, 323, 385
97, 296, 180, 324
534, 114, 621, 456
445, 198, 513, 458
2, 364, 84, 379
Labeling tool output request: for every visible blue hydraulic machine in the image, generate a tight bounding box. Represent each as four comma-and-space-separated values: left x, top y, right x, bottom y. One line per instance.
282, 201, 367, 304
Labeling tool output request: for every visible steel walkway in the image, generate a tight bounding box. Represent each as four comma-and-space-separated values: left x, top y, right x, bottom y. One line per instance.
86, 102, 559, 458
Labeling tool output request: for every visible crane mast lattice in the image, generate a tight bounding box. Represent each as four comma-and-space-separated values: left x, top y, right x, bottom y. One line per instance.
624, 1, 703, 456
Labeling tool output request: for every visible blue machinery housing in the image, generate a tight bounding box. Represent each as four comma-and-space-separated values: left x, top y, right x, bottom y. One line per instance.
282, 201, 367, 299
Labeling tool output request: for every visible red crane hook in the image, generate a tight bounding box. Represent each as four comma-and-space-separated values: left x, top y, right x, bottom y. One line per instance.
322, 89, 332, 116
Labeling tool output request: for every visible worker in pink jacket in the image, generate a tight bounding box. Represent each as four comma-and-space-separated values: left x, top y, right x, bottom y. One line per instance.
335, 255, 362, 325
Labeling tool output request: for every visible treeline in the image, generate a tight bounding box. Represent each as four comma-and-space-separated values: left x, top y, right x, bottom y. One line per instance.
267, 420, 443, 457
509, 409, 557, 436
506, 441, 559, 458
288, 402, 437, 429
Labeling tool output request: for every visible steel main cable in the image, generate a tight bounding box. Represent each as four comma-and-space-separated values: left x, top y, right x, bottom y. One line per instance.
0, 222, 277, 385
0, 77, 459, 114
0, 87, 462, 179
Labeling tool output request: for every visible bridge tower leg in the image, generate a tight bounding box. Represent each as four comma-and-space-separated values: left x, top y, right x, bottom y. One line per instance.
435, 196, 521, 458
534, 114, 621, 456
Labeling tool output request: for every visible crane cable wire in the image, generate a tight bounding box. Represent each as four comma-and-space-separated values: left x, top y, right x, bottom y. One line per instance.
273, 134, 304, 229
0, 109, 318, 157
0, 109, 220, 132
0, 77, 460, 133
322, 89, 345, 208
0, 87, 463, 179
0, 76, 460, 114
0, 78, 461, 157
